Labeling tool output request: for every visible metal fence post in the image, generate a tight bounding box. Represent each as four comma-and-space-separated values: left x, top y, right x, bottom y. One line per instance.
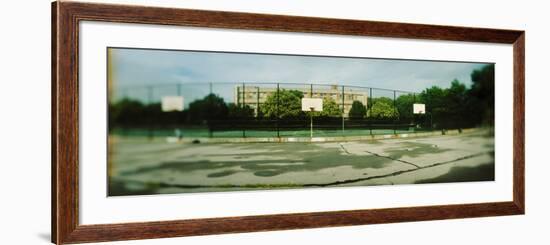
369, 87, 372, 135
310, 84, 314, 138
276, 83, 280, 138
393, 90, 397, 135
236, 86, 240, 106
256, 86, 260, 117
341, 85, 345, 135
209, 83, 213, 138
242, 82, 246, 138
147, 86, 154, 140
242, 82, 245, 108
412, 92, 416, 132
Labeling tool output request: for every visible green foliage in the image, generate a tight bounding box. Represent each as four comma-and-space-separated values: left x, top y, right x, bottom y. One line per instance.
418, 79, 469, 129
419, 85, 448, 128
188, 93, 228, 121
446, 80, 468, 127
418, 64, 494, 129
109, 98, 144, 126
471, 64, 495, 97
420, 86, 447, 111
260, 89, 304, 118
227, 103, 254, 119
395, 94, 416, 121
316, 97, 341, 117
348, 101, 367, 119
109, 98, 187, 129
369, 97, 399, 119
470, 64, 495, 125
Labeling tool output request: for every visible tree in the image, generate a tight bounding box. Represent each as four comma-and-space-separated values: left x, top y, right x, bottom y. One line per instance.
395, 94, 416, 122
227, 103, 254, 119
418, 80, 473, 129
316, 97, 341, 117
445, 79, 468, 128
470, 64, 495, 125
419, 86, 447, 128
348, 101, 367, 119
260, 89, 304, 118
187, 93, 228, 122
109, 97, 191, 129
109, 98, 145, 127
369, 97, 399, 120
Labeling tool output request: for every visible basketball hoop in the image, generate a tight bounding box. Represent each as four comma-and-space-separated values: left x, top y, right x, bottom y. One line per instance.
302, 98, 323, 138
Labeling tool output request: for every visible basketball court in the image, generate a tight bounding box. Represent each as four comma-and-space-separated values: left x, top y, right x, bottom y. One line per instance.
108, 129, 494, 196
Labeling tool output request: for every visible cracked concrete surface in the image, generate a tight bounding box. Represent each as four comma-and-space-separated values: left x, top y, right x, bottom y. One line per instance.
109, 130, 494, 196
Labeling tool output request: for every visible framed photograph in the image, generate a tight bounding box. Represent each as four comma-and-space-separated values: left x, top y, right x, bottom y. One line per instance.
52, 1, 525, 244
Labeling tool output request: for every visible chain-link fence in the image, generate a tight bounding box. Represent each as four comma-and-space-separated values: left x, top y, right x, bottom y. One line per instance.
109, 82, 436, 139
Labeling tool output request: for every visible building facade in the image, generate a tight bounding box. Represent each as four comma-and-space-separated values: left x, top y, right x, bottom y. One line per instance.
234, 84, 369, 117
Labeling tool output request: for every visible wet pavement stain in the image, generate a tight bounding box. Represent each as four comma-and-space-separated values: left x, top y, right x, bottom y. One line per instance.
414, 162, 494, 184
120, 143, 392, 178
109, 131, 495, 196
207, 170, 241, 177
384, 141, 450, 159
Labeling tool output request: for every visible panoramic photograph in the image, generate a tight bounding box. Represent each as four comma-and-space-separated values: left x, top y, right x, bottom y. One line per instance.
107, 47, 495, 196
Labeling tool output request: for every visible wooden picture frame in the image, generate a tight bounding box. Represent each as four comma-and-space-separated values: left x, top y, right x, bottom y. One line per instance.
52, 1, 525, 244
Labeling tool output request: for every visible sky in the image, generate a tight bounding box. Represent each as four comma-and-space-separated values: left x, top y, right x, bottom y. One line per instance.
109, 48, 490, 103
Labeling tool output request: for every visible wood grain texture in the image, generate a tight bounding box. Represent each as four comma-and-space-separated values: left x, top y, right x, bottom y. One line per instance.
53, 1, 80, 244
61, 1, 523, 43
513, 33, 525, 213
51, 2, 58, 243
51, 1, 525, 244
64, 202, 521, 244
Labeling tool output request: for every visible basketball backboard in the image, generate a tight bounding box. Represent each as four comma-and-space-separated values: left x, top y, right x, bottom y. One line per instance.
301, 98, 323, 112
413, 103, 426, 114
161, 96, 184, 112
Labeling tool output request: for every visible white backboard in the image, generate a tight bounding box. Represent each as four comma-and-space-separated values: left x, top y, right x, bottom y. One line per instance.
301, 98, 323, 112
413, 103, 426, 114
161, 96, 184, 112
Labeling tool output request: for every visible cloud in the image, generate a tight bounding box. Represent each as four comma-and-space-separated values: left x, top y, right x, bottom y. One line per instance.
111, 48, 489, 101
